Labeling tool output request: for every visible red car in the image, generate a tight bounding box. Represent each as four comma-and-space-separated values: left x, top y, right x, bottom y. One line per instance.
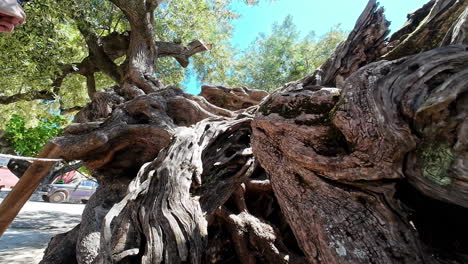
0, 167, 19, 189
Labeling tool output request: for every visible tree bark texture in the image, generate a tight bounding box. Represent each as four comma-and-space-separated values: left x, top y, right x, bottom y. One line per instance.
252, 45, 468, 263
0, 0, 462, 263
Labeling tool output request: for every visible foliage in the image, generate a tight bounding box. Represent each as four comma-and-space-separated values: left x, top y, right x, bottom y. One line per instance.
154, 0, 238, 85
77, 166, 91, 176
0, 0, 88, 125
219, 16, 347, 91
0, 1, 85, 95
4, 114, 67, 156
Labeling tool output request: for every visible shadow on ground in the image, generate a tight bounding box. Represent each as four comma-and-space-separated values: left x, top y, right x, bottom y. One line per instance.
0, 200, 84, 264
8, 210, 81, 230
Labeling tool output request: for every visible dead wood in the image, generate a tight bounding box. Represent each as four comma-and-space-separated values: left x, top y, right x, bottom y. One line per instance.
200, 86, 269, 111
383, 0, 468, 60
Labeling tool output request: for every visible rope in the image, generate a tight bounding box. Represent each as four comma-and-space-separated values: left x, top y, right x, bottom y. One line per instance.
0, 154, 90, 179
0, 153, 63, 162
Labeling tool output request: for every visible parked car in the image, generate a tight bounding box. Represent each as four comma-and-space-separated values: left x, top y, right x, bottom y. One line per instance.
41, 177, 98, 203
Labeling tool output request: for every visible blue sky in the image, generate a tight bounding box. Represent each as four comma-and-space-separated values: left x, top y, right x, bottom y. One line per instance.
184, 0, 428, 94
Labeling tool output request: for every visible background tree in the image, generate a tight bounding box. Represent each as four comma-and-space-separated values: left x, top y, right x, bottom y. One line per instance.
2, 113, 87, 187
223, 16, 346, 91
4, 114, 66, 156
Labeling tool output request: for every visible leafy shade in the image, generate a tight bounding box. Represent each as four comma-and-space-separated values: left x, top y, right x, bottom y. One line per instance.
4, 114, 67, 156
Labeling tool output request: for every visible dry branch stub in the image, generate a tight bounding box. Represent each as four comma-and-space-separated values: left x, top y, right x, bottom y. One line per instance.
299, 0, 390, 88
383, 0, 468, 60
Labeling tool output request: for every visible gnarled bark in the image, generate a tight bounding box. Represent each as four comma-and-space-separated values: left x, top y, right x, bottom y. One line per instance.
252, 45, 468, 264
35, 86, 302, 264
200, 85, 268, 111
300, 0, 389, 88
442, 6, 468, 45
249, 1, 468, 263
383, 0, 468, 60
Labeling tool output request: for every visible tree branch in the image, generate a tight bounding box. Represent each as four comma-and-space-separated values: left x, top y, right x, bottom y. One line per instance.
0, 59, 95, 105
60, 106, 83, 115
157, 40, 212, 67
85, 73, 97, 99
108, 0, 160, 94
101, 32, 211, 68
0, 1, 211, 105
75, 14, 123, 84
383, 0, 468, 60
0, 90, 55, 104
51, 61, 95, 95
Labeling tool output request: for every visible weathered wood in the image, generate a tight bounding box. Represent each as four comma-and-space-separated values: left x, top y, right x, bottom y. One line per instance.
77, 182, 128, 264
383, 0, 468, 60
299, 0, 389, 88
387, 0, 435, 44
34, 79, 305, 264
0, 86, 232, 238
98, 118, 248, 264
39, 224, 80, 264
441, 6, 468, 45
0, 144, 61, 236
200, 85, 269, 111
252, 87, 423, 263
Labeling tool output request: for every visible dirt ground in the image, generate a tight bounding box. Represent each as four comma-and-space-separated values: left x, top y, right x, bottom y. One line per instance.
0, 199, 84, 263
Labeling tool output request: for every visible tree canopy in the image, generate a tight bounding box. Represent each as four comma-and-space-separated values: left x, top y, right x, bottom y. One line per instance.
0, 0, 235, 122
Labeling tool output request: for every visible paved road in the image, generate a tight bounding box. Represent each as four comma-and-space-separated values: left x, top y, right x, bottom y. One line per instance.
0, 199, 84, 263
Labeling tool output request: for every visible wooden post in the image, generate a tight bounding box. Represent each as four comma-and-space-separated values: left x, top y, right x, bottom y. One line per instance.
0, 143, 60, 236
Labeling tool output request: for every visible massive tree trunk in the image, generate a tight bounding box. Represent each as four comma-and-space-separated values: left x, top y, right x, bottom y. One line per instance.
0, 0, 466, 263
